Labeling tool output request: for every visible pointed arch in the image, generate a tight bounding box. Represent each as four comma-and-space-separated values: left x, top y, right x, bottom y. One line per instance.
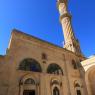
53, 87, 60, 95
74, 81, 82, 95
75, 83, 80, 87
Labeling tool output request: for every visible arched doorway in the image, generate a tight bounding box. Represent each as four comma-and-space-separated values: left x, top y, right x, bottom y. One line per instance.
75, 83, 81, 95
50, 79, 63, 95
19, 77, 39, 95
53, 87, 60, 95
23, 78, 36, 95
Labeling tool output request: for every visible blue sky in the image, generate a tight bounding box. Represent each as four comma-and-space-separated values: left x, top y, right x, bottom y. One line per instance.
0, 0, 95, 57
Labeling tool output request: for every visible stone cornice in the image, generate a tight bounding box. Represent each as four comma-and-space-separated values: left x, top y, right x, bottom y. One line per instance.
60, 13, 71, 22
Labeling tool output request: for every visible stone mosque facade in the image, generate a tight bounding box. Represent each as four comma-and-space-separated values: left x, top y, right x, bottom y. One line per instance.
0, 0, 95, 95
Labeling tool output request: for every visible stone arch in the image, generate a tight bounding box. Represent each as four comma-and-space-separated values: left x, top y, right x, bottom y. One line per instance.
53, 86, 60, 95
24, 78, 35, 85
47, 63, 63, 75
20, 73, 38, 85
51, 78, 61, 86
75, 83, 80, 87
85, 65, 95, 95
19, 58, 42, 72
19, 74, 39, 95
74, 80, 82, 88
74, 80, 82, 95
50, 78, 63, 95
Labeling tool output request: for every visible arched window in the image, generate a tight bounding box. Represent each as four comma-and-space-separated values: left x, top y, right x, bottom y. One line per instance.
75, 83, 81, 95
24, 78, 35, 85
72, 60, 77, 69
19, 58, 42, 72
47, 63, 63, 75
53, 87, 59, 95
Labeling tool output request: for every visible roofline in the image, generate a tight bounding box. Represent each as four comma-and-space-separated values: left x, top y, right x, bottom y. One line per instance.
10, 29, 86, 59
12, 29, 63, 49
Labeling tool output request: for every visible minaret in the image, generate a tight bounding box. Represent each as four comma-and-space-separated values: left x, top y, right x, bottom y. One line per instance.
57, 0, 82, 55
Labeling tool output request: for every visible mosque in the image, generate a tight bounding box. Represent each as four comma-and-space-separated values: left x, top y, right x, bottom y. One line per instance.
0, 0, 95, 95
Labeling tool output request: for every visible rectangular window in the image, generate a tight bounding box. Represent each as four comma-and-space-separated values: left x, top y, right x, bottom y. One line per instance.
77, 90, 81, 95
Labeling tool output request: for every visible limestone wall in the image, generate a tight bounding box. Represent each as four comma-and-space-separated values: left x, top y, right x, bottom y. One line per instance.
0, 30, 88, 95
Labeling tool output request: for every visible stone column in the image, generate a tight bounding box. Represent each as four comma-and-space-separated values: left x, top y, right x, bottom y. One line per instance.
19, 85, 23, 95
